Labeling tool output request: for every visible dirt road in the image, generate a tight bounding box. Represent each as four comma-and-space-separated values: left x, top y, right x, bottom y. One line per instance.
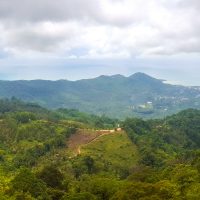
67, 129, 116, 156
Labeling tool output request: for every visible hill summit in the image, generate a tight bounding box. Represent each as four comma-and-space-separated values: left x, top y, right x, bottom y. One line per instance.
0, 73, 199, 118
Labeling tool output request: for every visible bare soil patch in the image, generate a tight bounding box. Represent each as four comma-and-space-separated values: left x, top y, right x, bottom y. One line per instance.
67, 129, 114, 155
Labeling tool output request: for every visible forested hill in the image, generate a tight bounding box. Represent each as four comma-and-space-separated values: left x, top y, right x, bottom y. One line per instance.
0, 72, 199, 118
0, 99, 200, 199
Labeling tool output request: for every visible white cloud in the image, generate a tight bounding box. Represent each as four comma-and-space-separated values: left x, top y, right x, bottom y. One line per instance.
0, 0, 200, 58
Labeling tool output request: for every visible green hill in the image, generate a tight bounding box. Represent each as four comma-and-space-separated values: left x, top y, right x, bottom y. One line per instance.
0, 73, 199, 118
0, 100, 200, 199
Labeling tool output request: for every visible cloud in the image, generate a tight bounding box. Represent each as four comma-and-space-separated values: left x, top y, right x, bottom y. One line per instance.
0, 0, 200, 58
3, 21, 80, 53
0, 0, 100, 22
0, 0, 147, 26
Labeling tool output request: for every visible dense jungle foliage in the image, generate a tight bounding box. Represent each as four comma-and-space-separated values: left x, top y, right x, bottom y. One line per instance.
0, 98, 200, 199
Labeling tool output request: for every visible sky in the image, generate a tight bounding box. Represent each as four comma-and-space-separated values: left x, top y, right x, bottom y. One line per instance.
0, 0, 200, 85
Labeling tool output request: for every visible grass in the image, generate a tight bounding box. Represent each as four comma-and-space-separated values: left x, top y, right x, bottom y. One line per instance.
31, 130, 139, 178
81, 131, 139, 176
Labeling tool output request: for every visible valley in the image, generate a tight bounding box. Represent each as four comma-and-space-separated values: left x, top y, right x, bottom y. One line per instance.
0, 99, 200, 199
0, 73, 199, 119
1, 0, 200, 199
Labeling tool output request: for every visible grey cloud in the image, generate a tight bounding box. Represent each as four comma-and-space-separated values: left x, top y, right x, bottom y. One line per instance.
1, 0, 200, 56
1, 19, 81, 53
0, 0, 142, 27
7, 30, 66, 52
0, 0, 100, 22
179, 0, 200, 8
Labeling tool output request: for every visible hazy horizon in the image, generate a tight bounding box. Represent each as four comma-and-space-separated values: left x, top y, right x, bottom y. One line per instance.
0, 0, 200, 86
0, 60, 199, 86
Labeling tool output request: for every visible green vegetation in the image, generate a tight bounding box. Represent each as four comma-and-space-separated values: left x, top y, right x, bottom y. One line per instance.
0, 73, 199, 118
0, 99, 200, 199
57, 108, 118, 129
81, 132, 138, 178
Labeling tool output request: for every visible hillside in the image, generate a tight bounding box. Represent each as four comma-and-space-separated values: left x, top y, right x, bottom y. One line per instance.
0, 73, 199, 118
0, 100, 200, 199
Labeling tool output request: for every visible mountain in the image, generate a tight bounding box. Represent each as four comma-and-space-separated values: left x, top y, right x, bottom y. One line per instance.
0, 72, 199, 118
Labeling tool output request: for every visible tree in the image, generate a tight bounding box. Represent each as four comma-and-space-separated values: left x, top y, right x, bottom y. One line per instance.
10, 168, 49, 199
84, 156, 95, 174
62, 192, 97, 200
37, 165, 64, 188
